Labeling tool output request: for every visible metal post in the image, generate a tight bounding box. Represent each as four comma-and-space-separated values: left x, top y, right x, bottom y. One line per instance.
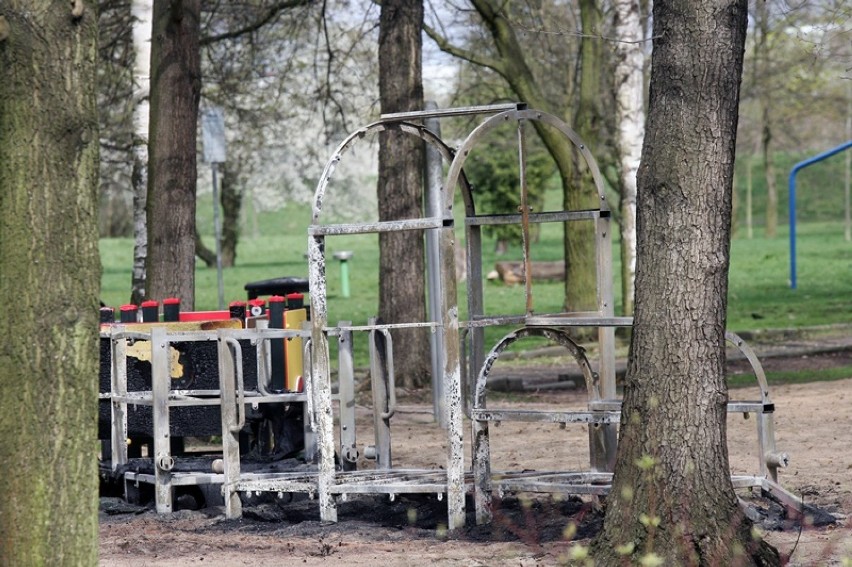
788, 139, 852, 289
217, 332, 242, 518
307, 233, 338, 523
202, 106, 227, 309
110, 327, 128, 471
332, 251, 353, 298
151, 327, 173, 513
592, 212, 618, 472
337, 322, 358, 471
368, 318, 393, 469
424, 101, 446, 428
211, 163, 225, 309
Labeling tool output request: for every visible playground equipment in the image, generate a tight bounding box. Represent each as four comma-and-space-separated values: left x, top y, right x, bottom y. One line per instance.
788, 139, 852, 288
98, 292, 320, 512
101, 103, 804, 528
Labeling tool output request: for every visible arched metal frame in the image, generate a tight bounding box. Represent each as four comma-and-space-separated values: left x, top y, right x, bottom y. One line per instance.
307, 104, 622, 530
302, 103, 801, 531
469, 326, 598, 524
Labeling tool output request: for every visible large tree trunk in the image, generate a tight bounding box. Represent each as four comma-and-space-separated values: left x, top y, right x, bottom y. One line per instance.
593, 1, 780, 564
145, 0, 201, 309
378, 0, 429, 388
612, 0, 645, 316
130, 0, 154, 304
0, 3, 100, 564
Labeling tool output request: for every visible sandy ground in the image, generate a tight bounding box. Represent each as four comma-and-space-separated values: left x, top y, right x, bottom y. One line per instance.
99, 356, 852, 566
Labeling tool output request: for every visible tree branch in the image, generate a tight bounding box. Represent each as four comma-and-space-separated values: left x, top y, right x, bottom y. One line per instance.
200, 0, 312, 46
422, 21, 506, 76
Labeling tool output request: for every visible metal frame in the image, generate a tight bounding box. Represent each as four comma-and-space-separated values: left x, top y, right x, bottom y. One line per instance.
104, 103, 803, 527
104, 323, 354, 514
300, 103, 803, 530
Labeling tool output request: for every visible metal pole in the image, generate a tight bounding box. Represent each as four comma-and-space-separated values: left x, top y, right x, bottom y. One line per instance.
788, 139, 852, 289
211, 163, 225, 309
845, 78, 851, 242
424, 101, 446, 428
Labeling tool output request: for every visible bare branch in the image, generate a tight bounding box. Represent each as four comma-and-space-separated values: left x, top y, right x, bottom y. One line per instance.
422, 21, 505, 76
200, 0, 312, 46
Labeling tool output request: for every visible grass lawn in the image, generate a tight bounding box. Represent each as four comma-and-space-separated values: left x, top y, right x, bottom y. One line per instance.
101, 197, 851, 367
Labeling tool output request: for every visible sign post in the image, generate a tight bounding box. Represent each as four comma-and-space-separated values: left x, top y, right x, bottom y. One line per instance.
201, 107, 227, 309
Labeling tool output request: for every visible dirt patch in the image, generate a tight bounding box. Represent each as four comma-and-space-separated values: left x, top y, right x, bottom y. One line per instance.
99, 350, 852, 566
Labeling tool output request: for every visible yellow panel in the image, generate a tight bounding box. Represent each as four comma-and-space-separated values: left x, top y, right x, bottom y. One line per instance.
284, 308, 307, 391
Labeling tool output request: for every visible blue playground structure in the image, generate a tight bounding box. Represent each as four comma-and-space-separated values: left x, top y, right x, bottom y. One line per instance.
788, 139, 852, 289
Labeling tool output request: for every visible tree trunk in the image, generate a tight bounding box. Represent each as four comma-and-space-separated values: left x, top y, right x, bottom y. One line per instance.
195, 229, 216, 268
0, 3, 100, 565
145, 0, 201, 309
566, 0, 607, 313
756, 0, 777, 239
130, 0, 154, 305
762, 109, 777, 238
613, 0, 645, 316
378, 0, 429, 388
593, 1, 780, 564
220, 160, 241, 268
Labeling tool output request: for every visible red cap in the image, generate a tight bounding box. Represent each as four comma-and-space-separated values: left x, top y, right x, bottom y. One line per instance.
229, 300, 246, 307
119, 304, 138, 312
286, 293, 304, 301
268, 295, 286, 303
141, 300, 159, 307
163, 297, 180, 305
249, 298, 266, 306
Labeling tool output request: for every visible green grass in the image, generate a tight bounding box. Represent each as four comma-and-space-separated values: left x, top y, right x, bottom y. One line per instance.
733, 149, 851, 228
727, 221, 852, 331
101, 191, 851, 367
727, 365, 852, 389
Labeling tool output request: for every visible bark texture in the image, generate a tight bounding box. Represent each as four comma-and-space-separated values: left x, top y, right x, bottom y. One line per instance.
378, 0, 429, 388
593, 1, 780, 564
566, 0, 608, 313
145, 0, 201, 308
0, 2, 100, 564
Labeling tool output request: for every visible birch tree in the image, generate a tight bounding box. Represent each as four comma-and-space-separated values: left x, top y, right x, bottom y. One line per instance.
130, 0, 153, 304
612, 0, 646, 315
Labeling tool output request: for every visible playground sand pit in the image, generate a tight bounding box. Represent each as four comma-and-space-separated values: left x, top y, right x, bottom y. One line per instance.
99, 353, 852, 566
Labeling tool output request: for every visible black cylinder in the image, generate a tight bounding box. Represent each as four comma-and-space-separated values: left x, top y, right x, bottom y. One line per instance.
119, 304, 138, 323
229, 301, 246, 323
99, 306, 115, 324
141, 300, 159, 322
163, 298, 180, 322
